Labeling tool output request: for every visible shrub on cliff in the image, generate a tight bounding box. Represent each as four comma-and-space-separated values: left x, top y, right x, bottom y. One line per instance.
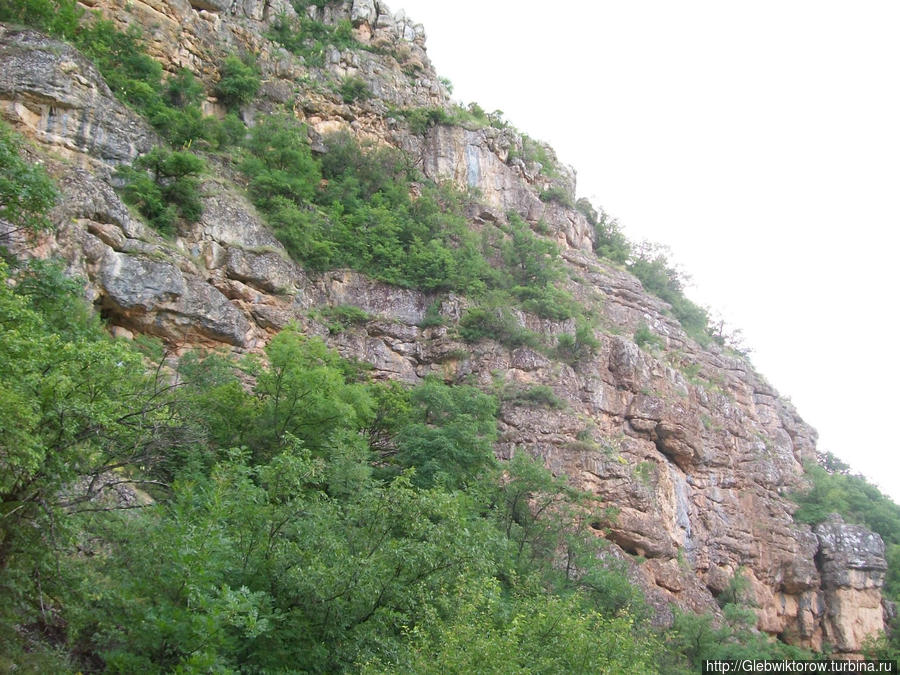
215, 55, 260, 109
118, 148, 205, 236
0, 123, 57, 240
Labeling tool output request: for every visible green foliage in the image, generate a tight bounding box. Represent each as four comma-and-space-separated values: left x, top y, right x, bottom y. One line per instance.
240, 126, 496, 293
500, 213, 579, 320
0, 265, 796, 671
396, 106, 454, 134
395, 376, 498, 489
165, 67, 205, 108
511, 134, 559, 178
0, 123, 57, 240
314, 303, 372, 333
365, 581, 662, 674
215, 55, 260, 109
629, 243, 710, 343
0, 279, 661, 670
556, 316, 600, 363
340, 75, 371, 103
3, 0, 244, 151
392, 103, 501, 135
72, 449, 496, 672
502, 384, 565, 410
791, 451, 900, 612
0, 0, 82, 38
0, 5, 836, 669
459, 305, 541, 349
117, 148, 205, 235
0, 259, 187, 665
539, 185, 574, 208
418, 300, 445, 328
791, 452, 900, 548
589, 204, 632, 264
634, 322, 663, 350
268, 12, 358, 67
238, 116, 576, 324
242, 115, 322, 208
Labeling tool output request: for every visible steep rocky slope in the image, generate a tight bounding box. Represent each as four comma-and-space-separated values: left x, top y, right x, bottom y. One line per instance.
0, 0, 889, 654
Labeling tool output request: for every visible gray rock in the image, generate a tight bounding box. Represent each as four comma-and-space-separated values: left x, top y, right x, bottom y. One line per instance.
224, 247, 299, 293
351, 0, 378, 26
815, 515, 887, 589
0, 28, 156, 164
99, 251, 249, 345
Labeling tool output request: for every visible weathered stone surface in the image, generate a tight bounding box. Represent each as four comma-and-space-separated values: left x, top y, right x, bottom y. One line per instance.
224, 247, 299, 294
812, 515, 888, 652
99, 250, 249, 345
0, 28, 156, 164
816, 516, 888, 589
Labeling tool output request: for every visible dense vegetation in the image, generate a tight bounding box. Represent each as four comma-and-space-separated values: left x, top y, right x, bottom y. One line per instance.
0, 255, 816, 673
235, 117, 588, 336
2, 119, 828, 670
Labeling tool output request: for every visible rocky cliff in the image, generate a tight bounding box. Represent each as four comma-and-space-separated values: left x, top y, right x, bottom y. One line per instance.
0, 0, 889, 654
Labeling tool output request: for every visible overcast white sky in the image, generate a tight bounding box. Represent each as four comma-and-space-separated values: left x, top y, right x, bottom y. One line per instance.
396, 0, 900, 502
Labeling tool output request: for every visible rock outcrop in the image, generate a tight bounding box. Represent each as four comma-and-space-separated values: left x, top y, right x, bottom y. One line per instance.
0, 0, 889, 655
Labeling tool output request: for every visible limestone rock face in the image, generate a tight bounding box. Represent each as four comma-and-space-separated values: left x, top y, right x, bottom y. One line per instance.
0, 0, 890, 656
0, 27, 157, 166
814, 516, 888, 652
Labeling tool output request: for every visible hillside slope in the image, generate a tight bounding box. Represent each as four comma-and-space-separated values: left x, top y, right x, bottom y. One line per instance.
0, 0, 891, 659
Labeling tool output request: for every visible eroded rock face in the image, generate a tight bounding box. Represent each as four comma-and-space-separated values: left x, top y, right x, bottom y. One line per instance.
0, 0, 889, 655
0, 27, 157, 166
814, 516, 888, 652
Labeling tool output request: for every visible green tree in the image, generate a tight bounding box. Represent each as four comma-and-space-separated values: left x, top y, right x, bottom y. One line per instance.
215, 55, 260, 108
118, 147, 205, 235
250, 328, 373, 459
0, 260, 187, 665
396, 377, 498, 489
241, 115, 322, 209
0, 123, 57, 240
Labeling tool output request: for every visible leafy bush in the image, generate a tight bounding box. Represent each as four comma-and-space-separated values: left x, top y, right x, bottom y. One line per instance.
792, 452, 900, 547
215, 55, 260, 109
396, 106, 454, 134
315, 304, 371, 333
393, 104, 497, 135
555, 317, 600, 363
539, 185, 574, 208
240, 125, 496, 293
395, 376, 498, 488
268, 13, 358, 67
117, 148, 205, 235
511, 135, 559, 178
0, 123, 57, 240
241, 115, 322, 208
165, 68, 205, 108
419, 300, 445, 328
502, 384, 565, 410
634, 323, 663, 350
514, 284, 579, 321
459, 306, 541, 349
590, 205, 631, 264
339, 75, 371, 103
0, 0, 82, 39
